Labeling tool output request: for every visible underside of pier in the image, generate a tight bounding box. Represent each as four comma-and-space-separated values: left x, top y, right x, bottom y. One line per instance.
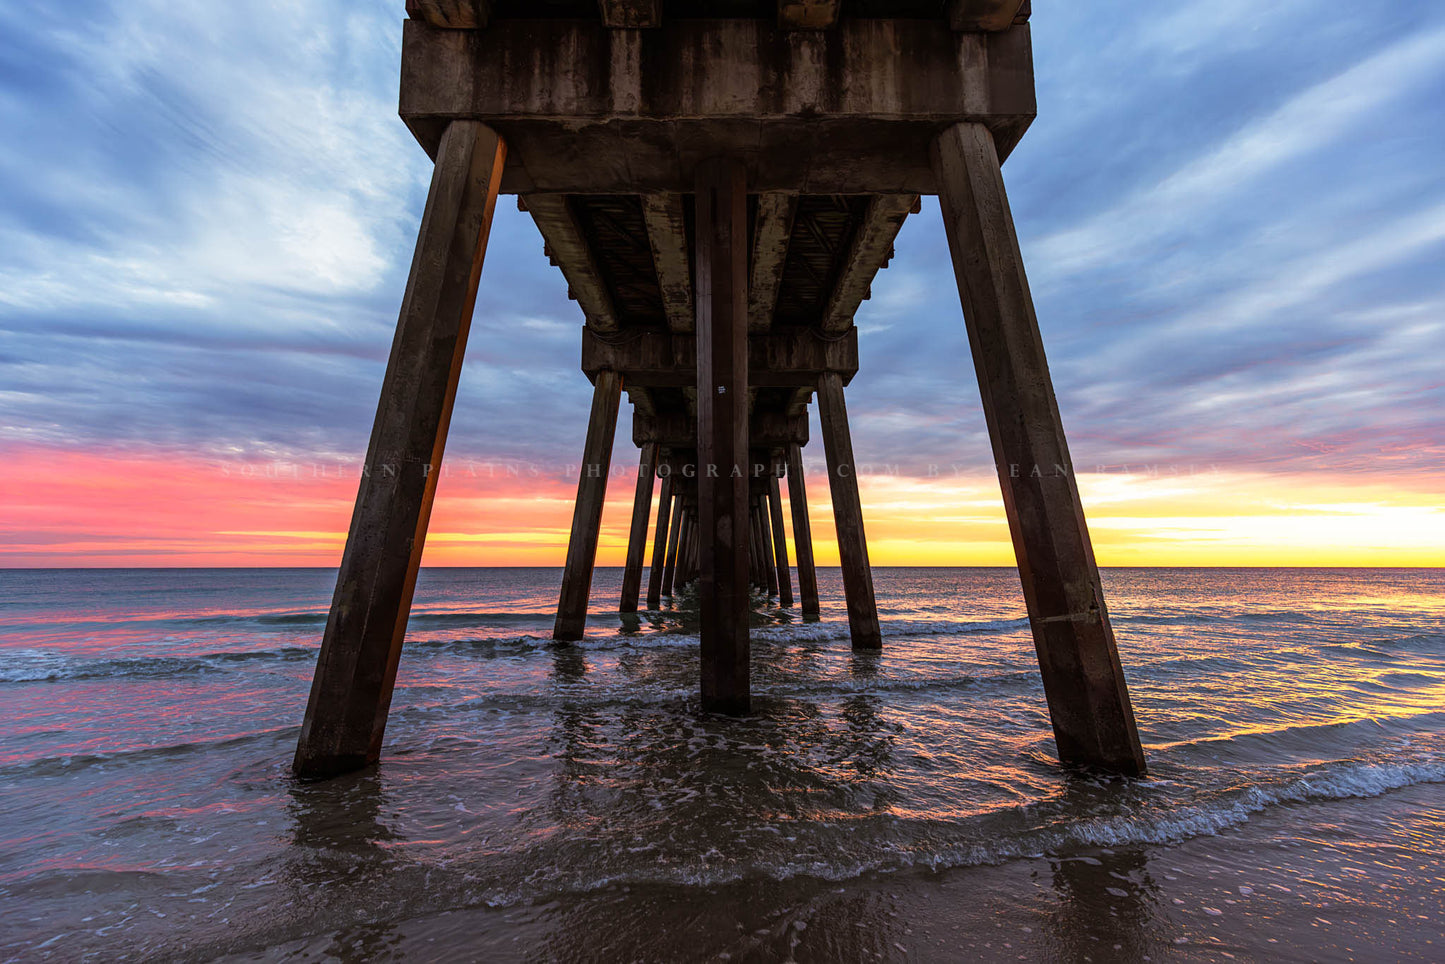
294, 0, 1147, 781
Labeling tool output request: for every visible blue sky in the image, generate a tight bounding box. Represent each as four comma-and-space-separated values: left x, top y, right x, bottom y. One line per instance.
2, 0, 1443, 484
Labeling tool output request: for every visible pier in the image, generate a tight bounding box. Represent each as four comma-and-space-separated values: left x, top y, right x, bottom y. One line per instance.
295, 0, 1146, 780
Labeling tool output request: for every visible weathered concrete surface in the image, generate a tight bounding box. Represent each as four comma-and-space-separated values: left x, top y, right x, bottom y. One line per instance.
619, 441, 658, 613
787, 442, 820, 615
778, 1, 839, 30
932, 121, 1145, 775
948, 0, 1030, 32
405, 0, 490, 30
818, 371, 882, 649
757, 495, 779, 596
401, 19, 1035, 194
768, 478, 794, 606
523, 194, 618, 332
641, 193, 694, 333
822, 195, 918, 333
676, 506, 697, 587
695, 157, 751, 714
748, 499, 763, 589
661, 483, 684, 596
748, 192, 796, 331
645, 474, 673, 609
583, 327, 858, 389
553, 369, 622, 641
294, 121, 505, 780
635, 411, 807, 449
599, 0, 661, 29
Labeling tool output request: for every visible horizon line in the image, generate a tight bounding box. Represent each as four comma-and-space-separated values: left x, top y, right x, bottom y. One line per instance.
1, 564, 1440, 572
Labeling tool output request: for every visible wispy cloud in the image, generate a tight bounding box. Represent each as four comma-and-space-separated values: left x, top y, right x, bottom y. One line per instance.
1, 0, 1444, 565
1030, 27, 1445, 280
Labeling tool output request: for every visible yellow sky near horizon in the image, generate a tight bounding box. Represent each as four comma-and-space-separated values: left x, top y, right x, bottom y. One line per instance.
412, 466, 1445, 569
839, 470, 1445, 568
2, 446, 1441, 568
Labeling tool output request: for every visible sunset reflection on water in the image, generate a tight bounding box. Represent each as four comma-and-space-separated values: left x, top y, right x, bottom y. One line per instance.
0, 566, 1441, 958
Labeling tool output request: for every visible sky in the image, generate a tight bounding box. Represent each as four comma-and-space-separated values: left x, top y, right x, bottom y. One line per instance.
1, 0, 1443, 567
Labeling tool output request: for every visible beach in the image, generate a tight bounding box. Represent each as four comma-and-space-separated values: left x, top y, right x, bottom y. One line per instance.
1, 567, 1442, 960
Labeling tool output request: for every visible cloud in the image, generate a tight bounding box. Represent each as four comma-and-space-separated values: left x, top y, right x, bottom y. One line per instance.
1029, 26, 1445, 280
0, 0, 1443, 508
0, 2, 418, 314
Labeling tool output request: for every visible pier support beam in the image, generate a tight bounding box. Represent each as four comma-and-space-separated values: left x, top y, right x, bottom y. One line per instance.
294, 121, 505, 780
684, 510, 700, 585
620, 442, 658, 613
758, 495, 779, 596
786, 443, 820, 615
747, 502, 761, 589
553, 370, 623, 640
932, 121, 1145, 775
758, 508, 770, 592
818, 372, 882, 649
746, 513, 757, 587
661, 491, 684, 597
768, 475, 794, 607
676, 511, 693, 588
645, 475, 673, 609
694, 157, 751, 713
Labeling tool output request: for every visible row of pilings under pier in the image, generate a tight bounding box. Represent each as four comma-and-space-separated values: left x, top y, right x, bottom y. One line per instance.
291, 0, 1148, 783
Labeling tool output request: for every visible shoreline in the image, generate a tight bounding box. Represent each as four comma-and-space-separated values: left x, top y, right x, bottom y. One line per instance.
217, 782, 1444, 963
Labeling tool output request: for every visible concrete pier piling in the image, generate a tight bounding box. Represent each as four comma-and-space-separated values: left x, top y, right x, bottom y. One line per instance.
787, 443, 821, 617
694, 156, 751, 714
294, 121, 504, 780
933, 122, 1145, 774
619, 442, 658, 614
645, 475, 673, 610
768, 476, 794, 607
661, 491, 684, 598
553, 370, 621, 642
818, 372, 882, 650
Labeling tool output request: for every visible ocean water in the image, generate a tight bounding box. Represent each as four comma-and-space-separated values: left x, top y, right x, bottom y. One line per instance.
1, 567, 1442, 961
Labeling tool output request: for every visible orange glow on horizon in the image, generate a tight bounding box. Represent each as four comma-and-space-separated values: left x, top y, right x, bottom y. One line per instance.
1, 445, 1442, 569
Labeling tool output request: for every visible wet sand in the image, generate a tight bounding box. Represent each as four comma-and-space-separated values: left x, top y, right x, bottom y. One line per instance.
231, 782, 1443, 962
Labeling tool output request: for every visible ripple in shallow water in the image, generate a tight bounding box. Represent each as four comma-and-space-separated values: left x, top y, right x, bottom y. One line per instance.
0, 566, 1442, 957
